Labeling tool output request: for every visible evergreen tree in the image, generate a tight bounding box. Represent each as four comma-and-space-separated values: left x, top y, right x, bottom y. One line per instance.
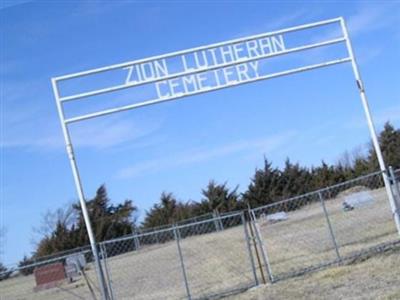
280, 159, 313, 198
368, 122, 400, 170
74, 185, 137, 245
243, 158, 282, 208
142, 192, 181, 228
0, 262, 11, 281
35, 222, 76, 257
353, 156, 370, 176
199, 180, 239, 214
311, 162, 336, 189
34, 185, 137, 257
18, 256, 35, 276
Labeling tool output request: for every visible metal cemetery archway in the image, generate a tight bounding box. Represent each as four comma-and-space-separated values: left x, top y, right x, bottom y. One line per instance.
51, 17, 400, 300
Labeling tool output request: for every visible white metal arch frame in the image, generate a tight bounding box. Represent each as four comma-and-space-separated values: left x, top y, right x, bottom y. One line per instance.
51, 17, 400, 300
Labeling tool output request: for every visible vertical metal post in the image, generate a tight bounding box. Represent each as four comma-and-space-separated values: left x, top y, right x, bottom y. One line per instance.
340, 18, 400, 235
219, 218, 224, 231
389, 166, 400, 212
318, 192, 341, 263
216, 210, 224, 230
213, 210, 220, 231
173, 226, 191, 300
250, 210, 274, 283
100, 243, 115, 300
132, 228, 140, 251
241, 213, 259, 286
155, 232, 160, 244
51, 79, 109, 300
247, 210, 266, 284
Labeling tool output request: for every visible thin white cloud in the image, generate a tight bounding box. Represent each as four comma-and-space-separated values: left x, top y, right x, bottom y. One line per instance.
345, 103, 400, 130
262, 9, 312, 31
311, 3, 399, 42
1, 133, 61, 149
356, 46, 384, 65
1, 116, 162, 151
346, 4, 400, 36
71, 117, 162, 150
303, 4, 399, 67
1, 75, 163, 151
231, 9, 312, 40
0, 0, 32, 10
116, 131, 296, 179
344, 4, 399, 65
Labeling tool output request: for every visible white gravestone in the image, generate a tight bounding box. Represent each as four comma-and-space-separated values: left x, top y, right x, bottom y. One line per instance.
343, 191, 374, 210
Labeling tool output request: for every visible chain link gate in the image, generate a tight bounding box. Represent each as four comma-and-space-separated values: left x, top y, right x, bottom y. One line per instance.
250, 170, 400, 281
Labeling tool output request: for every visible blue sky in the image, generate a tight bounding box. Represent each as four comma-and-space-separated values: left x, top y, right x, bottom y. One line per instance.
1, 1, 399, 265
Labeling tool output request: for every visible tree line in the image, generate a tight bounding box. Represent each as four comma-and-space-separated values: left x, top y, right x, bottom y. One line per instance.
1, 122, 399, 278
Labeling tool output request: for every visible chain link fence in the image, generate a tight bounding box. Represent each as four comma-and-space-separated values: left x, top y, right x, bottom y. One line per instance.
0, 247, 102, 300
251, 169, 400, 281
100, 212, 257, 300
1, 169, 399, 299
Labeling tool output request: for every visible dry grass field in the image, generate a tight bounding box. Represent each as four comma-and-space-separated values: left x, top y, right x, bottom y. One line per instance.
229, 248, 400, 300
1, 187, 399, 300
0, 268, 99, 300
256, 187, 399, 280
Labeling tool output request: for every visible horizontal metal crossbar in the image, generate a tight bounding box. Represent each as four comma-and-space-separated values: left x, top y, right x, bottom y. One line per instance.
53, 17, 342, 82
65, 57, 351, 123
59, 37, 346, 103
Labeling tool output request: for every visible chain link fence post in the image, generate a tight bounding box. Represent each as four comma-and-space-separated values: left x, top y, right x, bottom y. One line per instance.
100, 243, 115, 300
249, 210, 274, 283
318, 192, 342, 263
133, 229, 140, 250
246, 209, 266, 285
218, 211, 224, 231
173, 225, 192, 300
212, 210, 221, 231
241, 212, 259, 286
388, 166, 400, 235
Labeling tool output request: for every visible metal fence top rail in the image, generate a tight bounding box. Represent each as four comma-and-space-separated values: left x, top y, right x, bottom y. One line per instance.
119, 209, 242, 237
53, 17, 343, 82
102, 211, 244, 245
136, 211, 217, 233
3, 249, 93, 273
252, 169, 385, 212
27, 245, 91, 263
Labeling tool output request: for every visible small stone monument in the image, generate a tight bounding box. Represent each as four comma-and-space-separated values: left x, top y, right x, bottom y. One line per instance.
65, 253, 86, 281
34, 262, 66, 291
343, 191, 374, 211
262, 211, 288, 223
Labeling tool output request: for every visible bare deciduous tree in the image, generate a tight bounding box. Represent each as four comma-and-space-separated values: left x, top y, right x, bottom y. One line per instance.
32, 202, 76, 246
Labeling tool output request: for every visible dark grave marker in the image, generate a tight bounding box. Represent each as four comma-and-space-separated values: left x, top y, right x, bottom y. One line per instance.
34, 262, 66, 291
